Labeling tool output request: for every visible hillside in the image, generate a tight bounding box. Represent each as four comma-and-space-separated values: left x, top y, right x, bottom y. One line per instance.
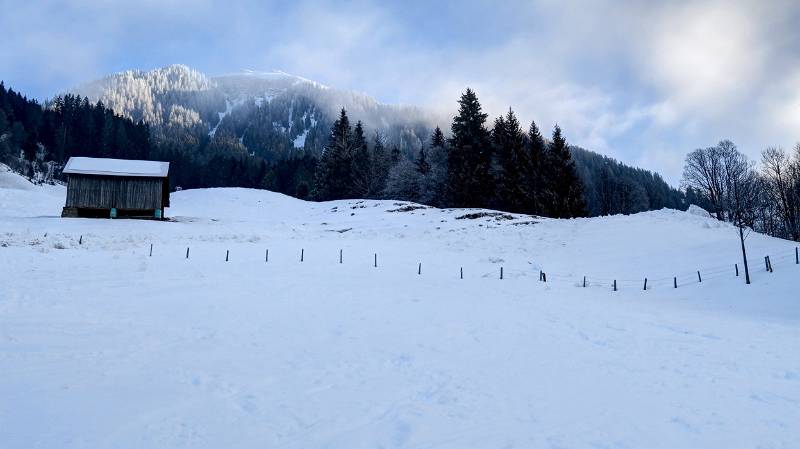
71, 64, 440, 158
1, 168, 798, 449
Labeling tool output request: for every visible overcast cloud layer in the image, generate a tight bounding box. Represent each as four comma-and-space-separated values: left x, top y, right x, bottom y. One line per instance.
1, 0, 799, 183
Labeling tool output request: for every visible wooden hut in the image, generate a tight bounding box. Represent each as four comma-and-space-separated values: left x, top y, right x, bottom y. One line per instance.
61, 157, 170, 219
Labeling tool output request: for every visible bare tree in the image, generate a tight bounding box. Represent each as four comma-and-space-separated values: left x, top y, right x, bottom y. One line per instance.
761, 147, 800, 241
683, 140, 760, 283
682, 145, 727, 220
721, 143, 759, 284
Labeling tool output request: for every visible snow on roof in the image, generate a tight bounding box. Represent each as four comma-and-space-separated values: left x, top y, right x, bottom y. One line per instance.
62, 157, 169, 178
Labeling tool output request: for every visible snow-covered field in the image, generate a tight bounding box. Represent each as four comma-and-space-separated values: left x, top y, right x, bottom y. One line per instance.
1, 166, 799, 449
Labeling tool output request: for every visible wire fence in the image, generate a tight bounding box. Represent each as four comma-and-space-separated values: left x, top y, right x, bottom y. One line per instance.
119, 236, 800, 293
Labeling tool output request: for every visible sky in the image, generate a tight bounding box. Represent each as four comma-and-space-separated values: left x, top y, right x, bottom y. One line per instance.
1, 0, 799, 184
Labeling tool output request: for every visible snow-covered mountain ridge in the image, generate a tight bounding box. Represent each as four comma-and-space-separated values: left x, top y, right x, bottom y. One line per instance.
70, 64, 441, 157
1, 169, 799, 449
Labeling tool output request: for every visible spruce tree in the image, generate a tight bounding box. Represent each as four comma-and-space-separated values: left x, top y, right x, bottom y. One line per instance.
350, 120, 371, 198
416, 145, 431, 175
492, 108, 529, 213
369, 131, 389, 198
547, 125, 586, 217
313, 108, 353, 200
431, 126, 446, 149
447, 88, 492, 208
527, 120, 548, 214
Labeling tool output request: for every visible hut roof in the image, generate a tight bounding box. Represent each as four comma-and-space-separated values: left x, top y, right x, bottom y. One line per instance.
63, 157, 169, 178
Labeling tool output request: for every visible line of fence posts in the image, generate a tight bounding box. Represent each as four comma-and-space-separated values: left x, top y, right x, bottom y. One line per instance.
165, 243, 800, 290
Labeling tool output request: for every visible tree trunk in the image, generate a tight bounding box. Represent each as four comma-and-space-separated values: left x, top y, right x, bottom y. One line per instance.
739, 226, 751, 285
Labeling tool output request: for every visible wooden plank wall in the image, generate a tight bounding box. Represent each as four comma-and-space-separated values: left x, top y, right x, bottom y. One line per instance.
66, 175, 164, 210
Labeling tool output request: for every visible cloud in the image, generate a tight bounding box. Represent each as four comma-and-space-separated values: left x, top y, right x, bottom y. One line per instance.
1, 0, 798, 184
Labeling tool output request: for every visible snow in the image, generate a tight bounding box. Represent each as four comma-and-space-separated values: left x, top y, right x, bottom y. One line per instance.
1, 169, 799, 449
293, 129, 308, 148
63, 157, 169, 178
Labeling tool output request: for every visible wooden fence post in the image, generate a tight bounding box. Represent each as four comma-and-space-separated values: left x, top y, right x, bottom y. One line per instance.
339, 249, 343, 264
460, 267, 463, 279
542, 272, 547, 282
583, 276, 586, 288
500, 267, 504, 280
225, 250, 229, 262
79, 235, 83, 245
673, 277, 677, 288
418, 262, 422, 275
186, 247, 190, 259
697, 271, 702, 282
735, 263, 739, 276
265, 249, 269, 262
767, 256, 773, 272
149, 243, 153, 257
643, 278, 648, 291
301, 248, 304, 262
374, 253, 377, 268
796, 247, 799, 264
613, 280, 617, 291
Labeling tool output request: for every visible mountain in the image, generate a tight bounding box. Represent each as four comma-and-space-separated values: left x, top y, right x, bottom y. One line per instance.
72, 64, 442, 161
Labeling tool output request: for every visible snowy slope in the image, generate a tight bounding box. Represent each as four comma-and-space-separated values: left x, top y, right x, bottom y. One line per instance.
70, 64, 441, 156
1, 170, 799, 449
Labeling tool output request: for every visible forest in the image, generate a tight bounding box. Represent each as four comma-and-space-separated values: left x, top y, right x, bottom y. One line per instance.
2, 80, 685, 220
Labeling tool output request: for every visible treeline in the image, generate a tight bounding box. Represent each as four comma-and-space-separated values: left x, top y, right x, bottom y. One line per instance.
3, 80, 687, 219
572, 148, 684, 215
0, 81, 312, 198
314, 89, 587, 217
0, 83, 151, 181
682, 140, 800, 242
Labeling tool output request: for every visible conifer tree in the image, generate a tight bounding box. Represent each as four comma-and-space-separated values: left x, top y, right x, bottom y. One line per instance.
527, 120, 548, 214
369, 131, 390, 198
313, 108, 353, 200
547, 125, 586, 217
492, 108, 529, 213
350, 120, 371, 197
447, 88, 492, 208
415, 145, 431, 175
431, 126, 446, 149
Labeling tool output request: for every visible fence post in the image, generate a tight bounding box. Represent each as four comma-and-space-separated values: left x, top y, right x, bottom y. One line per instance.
149, 243, 153, 257
764, 256, 770, 272
186, 247, 190, 259
301, 248, 304, 262
539, 270, 543, 282
583, 276, 586, 288
697, 271, 702, 282
613, 280, 617, 291
418, 262, 422, 275
79, 235, 83, 245
768, 256, 773, 272
673, 277, 677, 288
643, 278, 648, 291
460, 267, 463, 279
339, 249, 343, 264
225, 250, 229, 262
374, 253, 377, 268
265, 249, 269, 263
796, 247, 799, 265
542, 272, 547, 282
500, 267, 504, 280
735, 263, 739, 276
